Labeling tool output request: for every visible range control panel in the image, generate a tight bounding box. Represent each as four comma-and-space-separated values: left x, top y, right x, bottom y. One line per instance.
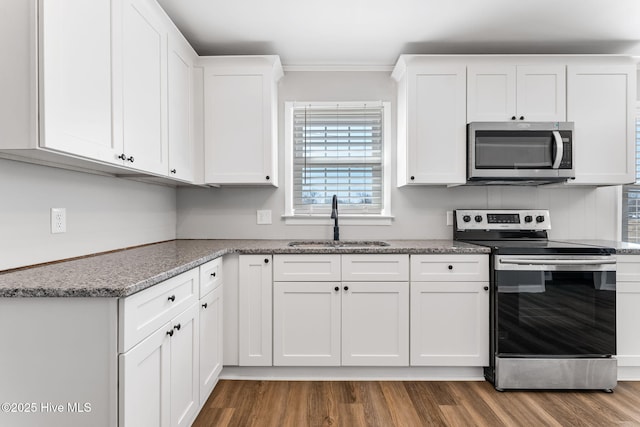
454, 209, 551, 231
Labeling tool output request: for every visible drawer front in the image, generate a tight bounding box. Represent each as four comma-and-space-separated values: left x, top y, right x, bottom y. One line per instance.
617, 255, 640, 282
200, 257, 223, 297
273, 255, 341, 281
342, 254, 409, 281
119, 268, 199, 353
410, 254, 488, 282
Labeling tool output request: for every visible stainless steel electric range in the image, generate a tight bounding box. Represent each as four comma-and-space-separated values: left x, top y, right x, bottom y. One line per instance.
454, 209, 617, 391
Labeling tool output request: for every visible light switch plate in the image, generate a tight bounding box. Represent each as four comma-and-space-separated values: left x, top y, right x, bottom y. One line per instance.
257, 210, 272, 225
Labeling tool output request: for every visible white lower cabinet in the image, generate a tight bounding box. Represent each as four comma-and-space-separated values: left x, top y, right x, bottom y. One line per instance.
199, 284, 223, 404
410, 255, 490, 367
273, 281, 341, 366
119, 259, 225, 427
120, 302, 199, 427
238, 254, 273, 365
341, 281, 409, 366
616, 255, 640, 375
410, 282, 489, 366
273, 254, 409, 367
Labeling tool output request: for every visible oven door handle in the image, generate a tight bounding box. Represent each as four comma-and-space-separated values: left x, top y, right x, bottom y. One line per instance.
499, 258, 616, 266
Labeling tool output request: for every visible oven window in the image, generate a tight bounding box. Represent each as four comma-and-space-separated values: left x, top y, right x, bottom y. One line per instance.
475, 131, 554, 169
496, 270, 616, 356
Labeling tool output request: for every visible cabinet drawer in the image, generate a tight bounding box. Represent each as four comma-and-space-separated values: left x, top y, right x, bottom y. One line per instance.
273, 255, 341, 281
410, 254, 488, 282
200, 257, 223, 297
119, 269, 199, 353
616, 255, 640, 282
342, 254, 409, 281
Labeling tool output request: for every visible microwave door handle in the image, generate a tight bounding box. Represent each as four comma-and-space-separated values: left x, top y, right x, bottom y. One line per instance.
552, 130, 563, 169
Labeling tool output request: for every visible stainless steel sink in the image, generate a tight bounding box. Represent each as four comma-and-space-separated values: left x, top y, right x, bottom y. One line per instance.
287, 240, 390, 248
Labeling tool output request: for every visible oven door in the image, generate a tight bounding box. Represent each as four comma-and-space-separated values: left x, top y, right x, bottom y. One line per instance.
494, 255, 616, 357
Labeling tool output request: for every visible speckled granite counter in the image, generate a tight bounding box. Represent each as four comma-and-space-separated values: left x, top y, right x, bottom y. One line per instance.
0, 239, 489, 298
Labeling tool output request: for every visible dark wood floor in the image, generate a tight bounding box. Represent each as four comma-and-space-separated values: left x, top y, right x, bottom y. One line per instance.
193, 380, 640, 426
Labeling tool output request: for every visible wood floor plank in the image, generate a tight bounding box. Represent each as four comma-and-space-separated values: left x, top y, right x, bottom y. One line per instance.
446, 381, 510, 427
403, 381, 450, 426
281, 381, 312, 427
192, 380, 640, 427
379, 381, 424, 426
354, 381, 396, 427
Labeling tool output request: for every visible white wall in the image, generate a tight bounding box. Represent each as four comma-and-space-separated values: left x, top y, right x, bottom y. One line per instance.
177, 70, 621, 242
0, 159, 177, 270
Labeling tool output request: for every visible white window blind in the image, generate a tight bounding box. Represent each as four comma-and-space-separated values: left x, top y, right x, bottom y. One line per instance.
292, 104, 384, 215
622, 115, 640, 242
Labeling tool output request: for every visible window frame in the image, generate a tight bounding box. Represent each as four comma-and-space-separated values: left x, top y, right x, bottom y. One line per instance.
621, 101, 640, 242
283, 101, 393, 225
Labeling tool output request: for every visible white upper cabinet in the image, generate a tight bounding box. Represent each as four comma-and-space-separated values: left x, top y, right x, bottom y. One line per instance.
40, 0, 120, 162
567, 65, 636, 185
114, 0, 168, 175
393, 57, 467, 186
167, 31, 196, 182
1, 0, 197, 182
467, 65, 566, 122
201, 56, 283, 186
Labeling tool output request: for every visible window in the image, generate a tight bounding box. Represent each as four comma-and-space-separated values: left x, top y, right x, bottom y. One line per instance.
622, 109, 640, 242
284, 102, 391, 223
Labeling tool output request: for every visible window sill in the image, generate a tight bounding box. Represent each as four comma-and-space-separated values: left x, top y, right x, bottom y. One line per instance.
282, 214, 394, 226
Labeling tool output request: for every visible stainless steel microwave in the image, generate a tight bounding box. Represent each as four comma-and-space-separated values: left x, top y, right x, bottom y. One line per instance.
467, 122, 574, 184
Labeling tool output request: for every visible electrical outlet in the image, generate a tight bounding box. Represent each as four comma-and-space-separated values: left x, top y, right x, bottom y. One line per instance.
256, 210, 272, 225
51, 208, 66, 233
446, 210, 453, 226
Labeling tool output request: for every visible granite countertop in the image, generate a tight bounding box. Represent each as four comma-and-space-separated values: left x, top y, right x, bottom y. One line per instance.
0, 239, 489, 298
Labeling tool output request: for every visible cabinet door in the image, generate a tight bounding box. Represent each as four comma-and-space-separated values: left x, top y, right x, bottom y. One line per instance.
199, 286, 223, 405
119, 322, 171, 427
273, 282, 341, 366
410, 281, 489, 366
567, 65, 636, 185
516, 65, 566, 121
204, 72, 272, 184
402, 65, 466, 185
40, 0, 120, 162
116, 0, 168, 174
238, 255, 273, 365
617, 282, 640, 368
467, 66, 516, 122
342, 282, 409, 366
169, 303, 199, 427
167, 31, 194, 182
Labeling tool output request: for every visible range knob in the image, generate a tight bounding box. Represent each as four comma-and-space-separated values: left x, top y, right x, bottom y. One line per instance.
536, 215, 545, 223
524, 215, 533, 223
462, 215, 471, 223
474, 215, 483, 223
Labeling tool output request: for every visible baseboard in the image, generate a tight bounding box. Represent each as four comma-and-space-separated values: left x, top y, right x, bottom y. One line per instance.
219, 366, 485, 381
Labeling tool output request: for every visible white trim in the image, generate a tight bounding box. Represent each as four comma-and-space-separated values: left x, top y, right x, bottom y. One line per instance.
283, 214, 394, 226
220, 366, 484, 381
284, 101, 393, 223
283, 65, 394, 73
